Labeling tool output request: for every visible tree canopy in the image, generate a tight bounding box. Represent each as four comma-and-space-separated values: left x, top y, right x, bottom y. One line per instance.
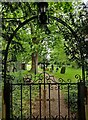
1, 2, 88, 75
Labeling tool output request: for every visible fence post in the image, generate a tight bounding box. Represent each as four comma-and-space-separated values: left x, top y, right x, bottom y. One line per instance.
85, 88, 88, 120
4, 82, 10, 120
2, 88, 6, 119
78, 81, 85, 120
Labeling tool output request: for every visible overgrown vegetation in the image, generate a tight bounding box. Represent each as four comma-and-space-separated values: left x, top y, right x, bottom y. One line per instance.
10, 71, 41, 118
64, 86, 78, 115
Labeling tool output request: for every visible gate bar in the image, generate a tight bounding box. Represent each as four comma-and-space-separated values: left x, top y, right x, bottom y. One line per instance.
78, 81, 85, 120
21, 84, 22, 120
5, 82, 10, 120
43, 63, 46, 90
10, 83, 13, 119
58, 85, 60, 119
30, 85, 32, 119
68, 84, 70, 120
39, 84, 41, 119
49, 84, 51, 118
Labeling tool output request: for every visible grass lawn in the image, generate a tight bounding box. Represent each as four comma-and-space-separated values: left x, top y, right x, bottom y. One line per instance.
9, 66, 82, 83
46, 66, 82, 82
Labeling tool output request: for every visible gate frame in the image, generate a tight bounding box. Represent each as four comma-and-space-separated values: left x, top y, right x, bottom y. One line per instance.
8, 72, 85, 120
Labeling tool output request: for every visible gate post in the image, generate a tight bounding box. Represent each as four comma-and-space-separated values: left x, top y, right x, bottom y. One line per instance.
4, 81, 11, 120
78, 81, 85, 120
85, 88, 88, 120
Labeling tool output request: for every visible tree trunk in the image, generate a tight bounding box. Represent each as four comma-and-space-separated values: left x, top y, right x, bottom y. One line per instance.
30, 23, 39, 74
31, 52, 38, 74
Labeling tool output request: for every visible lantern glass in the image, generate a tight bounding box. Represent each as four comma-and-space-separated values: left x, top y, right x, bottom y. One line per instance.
38, 2, 48, 13
37, 2, 49, 24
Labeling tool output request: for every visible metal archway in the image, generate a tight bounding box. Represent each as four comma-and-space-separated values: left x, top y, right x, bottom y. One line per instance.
3, 13, 82, 120
3, 15, 79, 84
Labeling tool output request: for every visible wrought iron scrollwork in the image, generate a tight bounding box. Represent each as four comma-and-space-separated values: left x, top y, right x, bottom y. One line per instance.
12, 115, 78, 120
60, 115, 77, 120
39, 72, 50, 82
23, 74, 33, 83
58, 78, 65, 83
50, 84, 53, 90
55, 84, 58, 90
34, 72, 56, 84
32, 115, 39, 119
75, 74, 81, 82
67, 79, 71, 83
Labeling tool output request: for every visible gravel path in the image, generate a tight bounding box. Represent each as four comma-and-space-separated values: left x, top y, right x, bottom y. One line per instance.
31, 77, 68, 119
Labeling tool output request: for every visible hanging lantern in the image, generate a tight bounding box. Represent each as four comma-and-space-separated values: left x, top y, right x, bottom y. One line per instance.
38, 2, 48, 13
37, 2, 49, 24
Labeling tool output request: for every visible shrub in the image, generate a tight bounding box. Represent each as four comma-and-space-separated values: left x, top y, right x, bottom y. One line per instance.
64, 89, 78, 114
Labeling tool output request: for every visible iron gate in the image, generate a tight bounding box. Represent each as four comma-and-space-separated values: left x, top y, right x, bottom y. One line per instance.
5, 72, 86, 120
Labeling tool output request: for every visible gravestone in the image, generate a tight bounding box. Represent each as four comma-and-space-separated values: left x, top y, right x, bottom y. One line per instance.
60, 67, 66, 74
56, 67, 59, 72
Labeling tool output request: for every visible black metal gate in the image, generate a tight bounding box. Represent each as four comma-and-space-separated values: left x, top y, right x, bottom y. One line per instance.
5, 72, 85, 120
